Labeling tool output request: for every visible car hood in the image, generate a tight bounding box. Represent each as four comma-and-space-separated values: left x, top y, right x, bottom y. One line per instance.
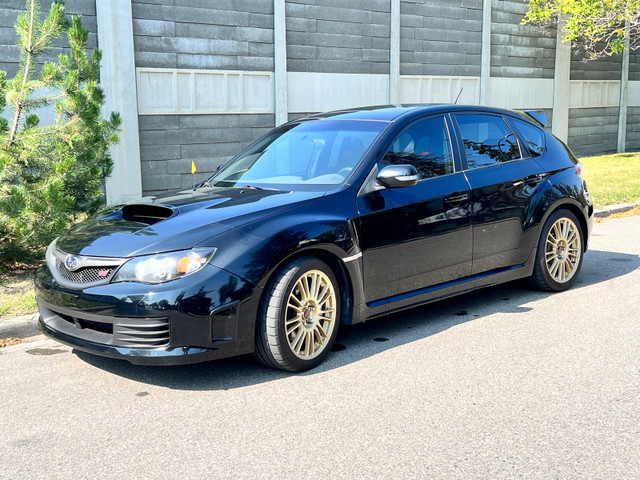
56, 187, 324, 257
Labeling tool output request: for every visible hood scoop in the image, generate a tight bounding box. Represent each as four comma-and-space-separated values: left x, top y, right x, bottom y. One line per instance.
121, 204, 174, 225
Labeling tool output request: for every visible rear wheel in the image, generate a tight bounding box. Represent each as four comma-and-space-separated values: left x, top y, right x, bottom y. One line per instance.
255, 257, 340, 372
530, 209, 584, 292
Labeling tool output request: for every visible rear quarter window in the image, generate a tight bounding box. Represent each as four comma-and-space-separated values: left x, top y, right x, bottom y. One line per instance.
509, 118, 546, 157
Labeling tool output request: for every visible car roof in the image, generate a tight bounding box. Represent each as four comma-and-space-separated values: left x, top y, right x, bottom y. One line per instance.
294, 104, 537, 125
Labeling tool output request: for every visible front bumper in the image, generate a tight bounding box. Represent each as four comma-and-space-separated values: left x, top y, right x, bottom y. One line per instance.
35, 263, 259, 365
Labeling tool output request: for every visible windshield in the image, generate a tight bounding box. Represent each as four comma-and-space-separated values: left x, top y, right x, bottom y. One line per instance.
208, 119, 388, 191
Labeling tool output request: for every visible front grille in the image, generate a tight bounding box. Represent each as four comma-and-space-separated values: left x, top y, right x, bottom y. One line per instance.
114, 319, 171, 348
47, 240, 126, 288
55, 260, 116, 285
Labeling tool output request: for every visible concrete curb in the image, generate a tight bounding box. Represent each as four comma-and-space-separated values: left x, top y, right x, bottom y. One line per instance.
594, 201, 640, 218
0, 313, 40, 341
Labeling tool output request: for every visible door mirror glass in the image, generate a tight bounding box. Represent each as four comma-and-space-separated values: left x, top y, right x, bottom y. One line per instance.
376, 164, 419, 188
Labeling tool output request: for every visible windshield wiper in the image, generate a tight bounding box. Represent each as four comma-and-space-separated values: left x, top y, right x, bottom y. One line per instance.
239, 184, 280, 192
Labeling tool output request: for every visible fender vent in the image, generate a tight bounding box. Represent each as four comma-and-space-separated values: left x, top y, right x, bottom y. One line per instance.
122, 204, 174, 225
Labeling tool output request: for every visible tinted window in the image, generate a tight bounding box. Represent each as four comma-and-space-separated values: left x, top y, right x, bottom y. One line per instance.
210, 120, 386, 190
510, 118, 546, 157
455, 114, 522, 169
380, 116, 454, 180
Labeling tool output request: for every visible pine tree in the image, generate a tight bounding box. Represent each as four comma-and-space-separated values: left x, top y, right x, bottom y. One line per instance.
0, 0, 121, 266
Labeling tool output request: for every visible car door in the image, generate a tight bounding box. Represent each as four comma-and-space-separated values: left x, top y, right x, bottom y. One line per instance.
355, 115, 473, 306
452, 113, 548, 274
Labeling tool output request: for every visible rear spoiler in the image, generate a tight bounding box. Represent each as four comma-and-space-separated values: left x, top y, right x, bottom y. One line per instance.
523, 110, 547, 127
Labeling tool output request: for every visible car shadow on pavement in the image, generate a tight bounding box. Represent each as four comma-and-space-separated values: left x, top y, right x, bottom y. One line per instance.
74, 248, 639, 390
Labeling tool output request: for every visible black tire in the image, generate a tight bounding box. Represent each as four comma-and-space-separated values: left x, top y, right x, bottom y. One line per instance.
254, 256, 341, 372
530, 209, 584, 292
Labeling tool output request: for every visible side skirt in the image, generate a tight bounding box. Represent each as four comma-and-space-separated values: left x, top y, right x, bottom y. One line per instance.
360, 253, 536, 322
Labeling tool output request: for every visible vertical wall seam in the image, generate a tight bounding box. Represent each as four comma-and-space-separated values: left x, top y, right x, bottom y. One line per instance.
274, 0, 288, 125
96, 0, 143, 205
389, 0, 400, 104
479, 0, 492, 104
618, 27, 630, 153
552, 15, 571, 142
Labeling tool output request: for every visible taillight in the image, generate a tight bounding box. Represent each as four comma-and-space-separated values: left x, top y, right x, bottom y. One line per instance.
576, 162, 584, 179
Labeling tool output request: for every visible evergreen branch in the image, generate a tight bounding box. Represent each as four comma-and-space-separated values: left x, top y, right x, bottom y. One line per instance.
7, 0, 37, 146
14, 118, 79, 143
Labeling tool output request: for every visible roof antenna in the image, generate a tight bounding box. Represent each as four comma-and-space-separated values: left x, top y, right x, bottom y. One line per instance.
454, 88, 463, 104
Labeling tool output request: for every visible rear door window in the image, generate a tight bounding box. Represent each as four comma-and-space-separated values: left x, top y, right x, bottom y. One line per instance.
454, 114, 523, 169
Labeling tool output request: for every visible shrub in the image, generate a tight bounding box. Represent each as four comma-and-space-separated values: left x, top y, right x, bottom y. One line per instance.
0, 0, 120, 266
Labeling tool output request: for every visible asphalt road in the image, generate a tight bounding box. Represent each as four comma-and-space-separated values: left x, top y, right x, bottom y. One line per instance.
2, 216, 639, 480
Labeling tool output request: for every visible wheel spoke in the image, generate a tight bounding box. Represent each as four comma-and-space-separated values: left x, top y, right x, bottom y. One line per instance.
310, 272, 319, 299
286, 321, 302, 335
285, 312, 302, 324
305, 331, 314, 356
296, 278, 309, 302
289, 294, 304, 307
315, 323, 328, 340
287, 301, 303, 313
291, 329, 305, 354
549, 258, 560, 277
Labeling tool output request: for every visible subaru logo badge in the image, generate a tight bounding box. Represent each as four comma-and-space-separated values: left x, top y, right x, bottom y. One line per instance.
65, 255, 81, 271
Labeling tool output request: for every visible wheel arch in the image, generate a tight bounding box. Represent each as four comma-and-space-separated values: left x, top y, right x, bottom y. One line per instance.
257, 245, 356, 326
539, 200, 590, 253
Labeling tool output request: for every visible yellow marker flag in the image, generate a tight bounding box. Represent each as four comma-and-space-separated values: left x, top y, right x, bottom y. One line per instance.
191, 161, 197, 174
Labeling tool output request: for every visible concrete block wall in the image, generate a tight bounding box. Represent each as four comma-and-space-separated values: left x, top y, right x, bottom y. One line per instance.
566, 49, 623, 156
400, 0, 482, 77
131, 0, 274, 71
570, 50, 623, 81
139, 114, 274, 196
626, 107, 640, 152
568, 107, 620, 157
490, 0, 556, 78
285, 0, 390, 74
629, 52, 640, 81
0, 0, 97, 77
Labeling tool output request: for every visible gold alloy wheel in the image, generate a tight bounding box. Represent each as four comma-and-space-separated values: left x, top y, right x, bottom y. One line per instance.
285, 269, 337, 360
544, 217, 582, 283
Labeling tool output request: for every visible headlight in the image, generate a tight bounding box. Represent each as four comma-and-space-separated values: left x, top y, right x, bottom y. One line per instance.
112, 248, 216, 284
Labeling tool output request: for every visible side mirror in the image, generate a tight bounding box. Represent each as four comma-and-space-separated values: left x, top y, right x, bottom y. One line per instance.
376, 164, 419, 188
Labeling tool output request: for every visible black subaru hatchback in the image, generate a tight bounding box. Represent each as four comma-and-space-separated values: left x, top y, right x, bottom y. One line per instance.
36, 105, 593, 371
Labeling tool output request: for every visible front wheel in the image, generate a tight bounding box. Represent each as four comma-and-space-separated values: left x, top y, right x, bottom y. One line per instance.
255, 257, 340, 372
530, 209, 584, 292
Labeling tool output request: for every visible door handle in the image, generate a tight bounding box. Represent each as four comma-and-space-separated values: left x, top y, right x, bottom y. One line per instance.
524, 174, 544, 186
444, 193, 469, 205
514, 175, 544, 187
